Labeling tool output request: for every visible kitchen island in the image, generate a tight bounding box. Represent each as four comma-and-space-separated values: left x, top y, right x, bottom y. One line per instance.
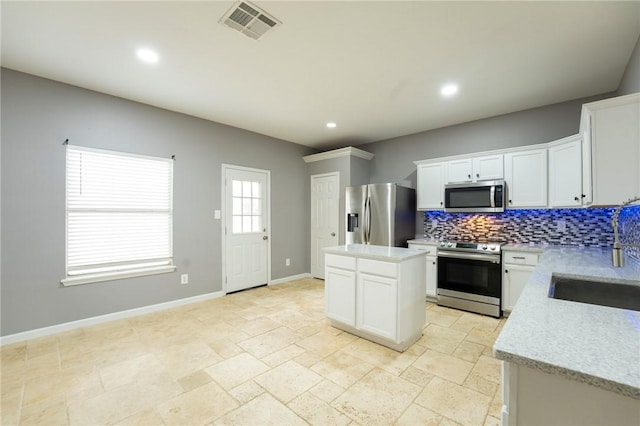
494, 246, 640, 425
323, 244, 427, 352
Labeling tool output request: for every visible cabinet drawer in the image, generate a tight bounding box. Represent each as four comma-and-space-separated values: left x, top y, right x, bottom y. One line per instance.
326, 254, 356, 270
408, 244, 436, 256
503, 252, 539, 266
358, 258, 397, 278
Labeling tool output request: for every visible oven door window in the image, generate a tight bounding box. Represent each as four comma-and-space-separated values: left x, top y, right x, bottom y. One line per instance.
438, 256, 501, 298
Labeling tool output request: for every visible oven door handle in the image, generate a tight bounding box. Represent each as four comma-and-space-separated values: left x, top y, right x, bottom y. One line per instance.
437, 251, 501, 263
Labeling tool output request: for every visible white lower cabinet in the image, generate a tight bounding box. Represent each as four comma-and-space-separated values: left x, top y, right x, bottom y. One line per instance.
426, 256, 437, 300
408, 242, 438, 300
324, 249, 426, 352
502, 361, 639, 426
502, 251, 539, 313
357, 272, 397, 340
325, 266, 356, 326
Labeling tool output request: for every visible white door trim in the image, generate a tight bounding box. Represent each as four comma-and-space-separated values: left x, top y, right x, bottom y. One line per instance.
221, 164, 271, 294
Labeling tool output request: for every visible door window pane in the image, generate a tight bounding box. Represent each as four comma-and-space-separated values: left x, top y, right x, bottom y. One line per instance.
231, 179, 263, 234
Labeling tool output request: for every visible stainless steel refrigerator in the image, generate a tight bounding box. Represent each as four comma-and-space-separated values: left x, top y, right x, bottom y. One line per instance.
345, 183, 416, 247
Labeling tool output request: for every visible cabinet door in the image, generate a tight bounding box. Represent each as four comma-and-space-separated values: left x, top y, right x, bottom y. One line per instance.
504, 149, 548, 208
549, 138, 583, 207
417, 162, 445, 209
426, 255, 437, 299
591, 100, 640, 205
446, 158, 473, 183
473, 154, 504, 181
357, 272, 397, 340
325, 266, 356, 326
502, 264, 534, 312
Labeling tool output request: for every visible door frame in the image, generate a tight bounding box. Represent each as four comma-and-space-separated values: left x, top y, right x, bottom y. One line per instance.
221, 164, 271, 294
310, 171, 340, 278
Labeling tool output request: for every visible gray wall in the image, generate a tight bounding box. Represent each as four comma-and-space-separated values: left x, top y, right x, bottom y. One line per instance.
1, 69, 313, 336
617, 34, 640, 96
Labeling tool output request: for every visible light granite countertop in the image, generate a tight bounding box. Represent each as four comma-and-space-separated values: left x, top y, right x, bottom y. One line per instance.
323, 244, 428, 262
494, 246, 640, 399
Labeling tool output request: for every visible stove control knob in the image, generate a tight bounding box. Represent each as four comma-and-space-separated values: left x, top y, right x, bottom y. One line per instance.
490, 246, 497, 251
447, 242, 453, 248
482, 245, 488, 250
440, 242, 446, 247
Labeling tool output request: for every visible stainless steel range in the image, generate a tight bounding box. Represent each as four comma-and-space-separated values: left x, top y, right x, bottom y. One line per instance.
436, 241, 503, 317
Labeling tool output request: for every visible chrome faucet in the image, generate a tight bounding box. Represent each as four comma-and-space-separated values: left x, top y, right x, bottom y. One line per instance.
611, 196, 640, 267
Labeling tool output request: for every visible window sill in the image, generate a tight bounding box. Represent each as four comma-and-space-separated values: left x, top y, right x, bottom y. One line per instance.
61, 265, 176, 287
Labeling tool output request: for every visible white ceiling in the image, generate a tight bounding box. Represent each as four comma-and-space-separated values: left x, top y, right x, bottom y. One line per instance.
2, 1, 639, 149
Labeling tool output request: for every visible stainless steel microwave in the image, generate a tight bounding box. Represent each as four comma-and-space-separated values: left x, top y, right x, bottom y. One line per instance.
444, 180, 505, 213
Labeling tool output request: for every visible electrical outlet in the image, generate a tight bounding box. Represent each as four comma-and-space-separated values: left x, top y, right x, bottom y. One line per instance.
180, 274, 189, 284
557, 220, 566, 232
285, 258, 291, 266
214, 210, 221, 219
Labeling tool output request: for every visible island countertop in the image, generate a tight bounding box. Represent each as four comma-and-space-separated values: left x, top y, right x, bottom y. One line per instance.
494, 246, 640, 399
323, 244, 428, 262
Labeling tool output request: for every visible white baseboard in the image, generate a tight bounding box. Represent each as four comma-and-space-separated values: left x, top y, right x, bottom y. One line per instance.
269, 273, 313, 286
0, 290, 225, 346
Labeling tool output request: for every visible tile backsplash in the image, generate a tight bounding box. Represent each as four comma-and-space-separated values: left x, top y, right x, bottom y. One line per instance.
422, 206, 640, 262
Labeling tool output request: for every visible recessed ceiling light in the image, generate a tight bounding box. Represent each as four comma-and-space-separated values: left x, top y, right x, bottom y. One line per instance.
440, 84, 459, 97
136, 48, 159, 64
326, 122, 337, 128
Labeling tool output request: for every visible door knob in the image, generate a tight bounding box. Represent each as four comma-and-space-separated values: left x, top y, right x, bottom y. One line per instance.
263, 236, 268, 240
331, 232, 336, 237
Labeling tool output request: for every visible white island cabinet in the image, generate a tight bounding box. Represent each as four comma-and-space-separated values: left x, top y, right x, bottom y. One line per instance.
324, 244, 427, 352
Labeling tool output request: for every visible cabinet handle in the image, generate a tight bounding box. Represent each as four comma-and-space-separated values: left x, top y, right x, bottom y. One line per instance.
331, 232, 336, 237
512, 256, 526, 260
432, 261, 436, 265
468, 174, 471, 179
476, 173, 480, 178
440, 201, 443, 206
509, 199, 513, 204
505, 269, 509, 273
574, 196, 579, 201
581, 194, 586, 198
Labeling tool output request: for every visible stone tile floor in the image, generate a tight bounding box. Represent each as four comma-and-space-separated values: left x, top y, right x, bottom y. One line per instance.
1, 278, 507, 425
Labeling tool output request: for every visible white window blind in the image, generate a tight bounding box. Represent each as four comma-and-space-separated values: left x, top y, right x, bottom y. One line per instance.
64, 145, 174, 284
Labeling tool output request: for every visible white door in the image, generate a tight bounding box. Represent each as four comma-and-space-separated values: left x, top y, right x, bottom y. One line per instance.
223, 165, 270, 293
310, 172, 339, 279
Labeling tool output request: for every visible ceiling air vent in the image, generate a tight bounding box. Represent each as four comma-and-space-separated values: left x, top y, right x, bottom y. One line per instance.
220, 1, 281, 41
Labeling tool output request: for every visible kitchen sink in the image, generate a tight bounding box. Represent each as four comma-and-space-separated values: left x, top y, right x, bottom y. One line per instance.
548, 274, 640, 311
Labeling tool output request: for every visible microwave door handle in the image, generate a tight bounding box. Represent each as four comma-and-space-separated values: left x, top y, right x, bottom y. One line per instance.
490, 185, 495, 208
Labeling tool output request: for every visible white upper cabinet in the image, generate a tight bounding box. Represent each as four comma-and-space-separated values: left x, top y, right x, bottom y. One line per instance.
416, 162, 445, 210
446, 158, 473, 183
548, 136, 583, 207
473, 154, 504, 181
504, 148, 548, 208
582, 93, 640, 206
446, 154, 504, 183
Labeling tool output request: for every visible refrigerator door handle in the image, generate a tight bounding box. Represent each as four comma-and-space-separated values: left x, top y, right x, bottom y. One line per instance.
365, 197, 372, 244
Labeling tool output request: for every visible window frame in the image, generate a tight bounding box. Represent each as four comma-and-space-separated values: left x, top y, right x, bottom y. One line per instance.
61, 145, 176, 286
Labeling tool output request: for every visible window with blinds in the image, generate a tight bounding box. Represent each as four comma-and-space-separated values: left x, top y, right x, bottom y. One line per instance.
63, 145, 175, 285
